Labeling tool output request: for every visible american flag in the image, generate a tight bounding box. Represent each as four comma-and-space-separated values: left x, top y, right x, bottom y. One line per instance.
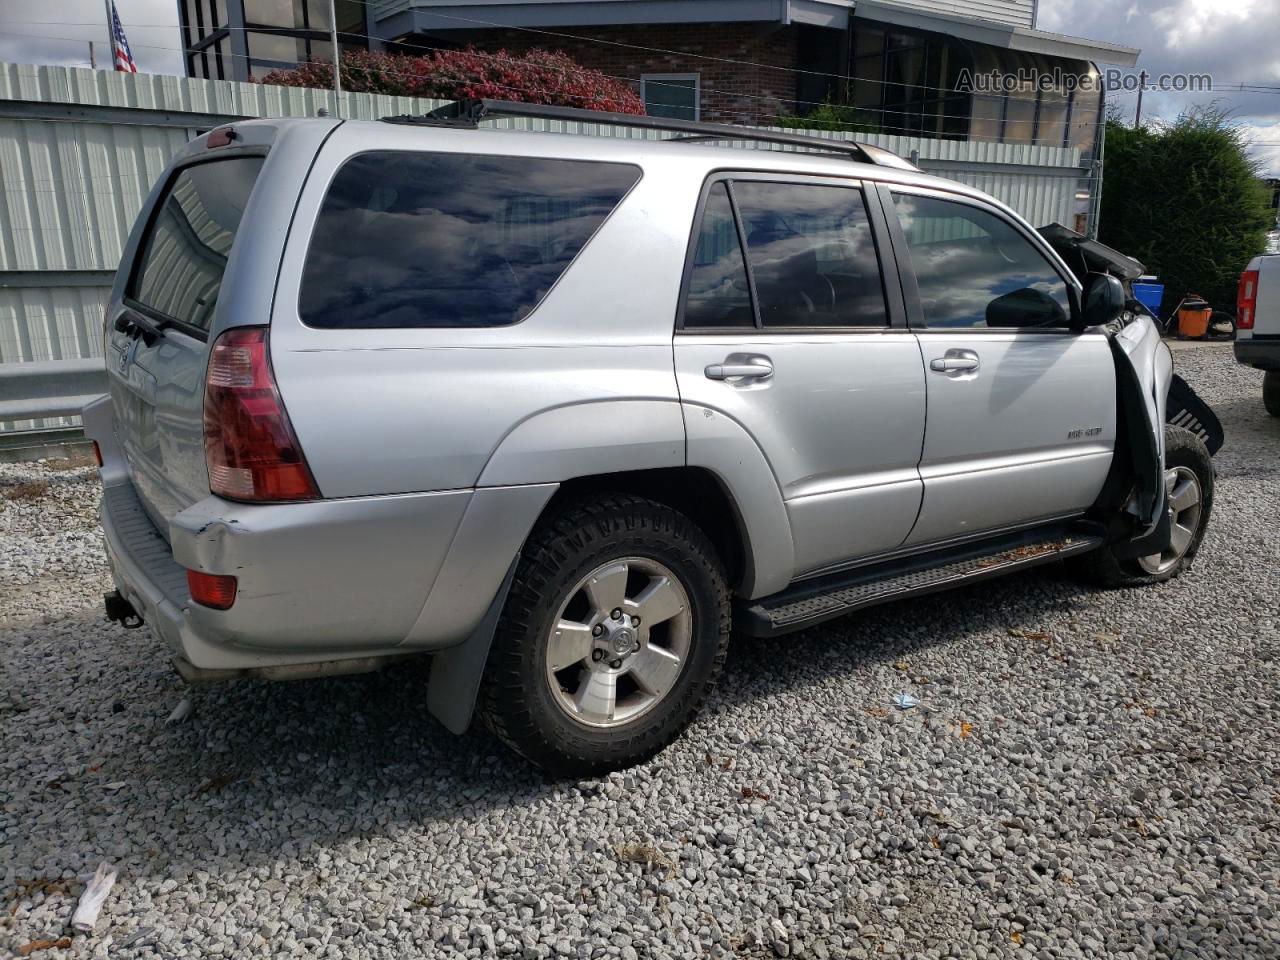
110, 2, 137, 73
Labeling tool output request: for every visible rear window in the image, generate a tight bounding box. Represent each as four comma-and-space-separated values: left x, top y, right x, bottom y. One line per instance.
299, 152, 641, 329
130, 157, 264, 332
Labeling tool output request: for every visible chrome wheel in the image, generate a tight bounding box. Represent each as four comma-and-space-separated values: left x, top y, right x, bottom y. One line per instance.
1138, 466, 1203, 575
544, 557, 693, 729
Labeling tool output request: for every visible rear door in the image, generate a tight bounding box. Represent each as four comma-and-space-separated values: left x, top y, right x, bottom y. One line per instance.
106, 155, 265, 528
882, 185, 1117, 546
674, 174, 926, 579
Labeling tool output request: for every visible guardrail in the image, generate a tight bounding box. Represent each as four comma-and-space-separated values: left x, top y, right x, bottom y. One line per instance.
0, 359, 107, 421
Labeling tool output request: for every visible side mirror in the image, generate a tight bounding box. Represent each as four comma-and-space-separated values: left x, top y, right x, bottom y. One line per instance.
985, 287, 1068, 328
1080, 273, 1125, 329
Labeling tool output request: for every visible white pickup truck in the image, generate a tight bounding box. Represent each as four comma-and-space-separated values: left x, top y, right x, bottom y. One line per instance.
1235, 254, 1280, 415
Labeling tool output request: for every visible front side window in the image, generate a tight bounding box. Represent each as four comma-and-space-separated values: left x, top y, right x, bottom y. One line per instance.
891, 193, 1072, 329
130, 157, 264, 332
733, 181, 888, 328
300, 152, 640, 329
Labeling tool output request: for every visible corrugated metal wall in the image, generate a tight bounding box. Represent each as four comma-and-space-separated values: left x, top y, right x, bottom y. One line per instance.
0, 60, 1088, 429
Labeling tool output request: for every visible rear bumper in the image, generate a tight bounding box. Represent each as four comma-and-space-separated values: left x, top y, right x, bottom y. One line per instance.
1234, 338, 1280, 370
85, 397, 556, 673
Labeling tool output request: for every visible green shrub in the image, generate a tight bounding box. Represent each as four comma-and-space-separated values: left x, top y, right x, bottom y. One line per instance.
775, 100, 881, 135
1099, 105, 1272, 312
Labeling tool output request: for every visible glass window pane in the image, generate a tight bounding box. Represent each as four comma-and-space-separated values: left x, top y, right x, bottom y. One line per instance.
247, 30, 301, 65
131, 159, 265, 331
300, 152, 640, 329
684, 183, 753, 329
643, 75, 698, 121
1002, 96, 1036, 144
1036, 97, 1068, 147
733, 181, 888, 328
335, 0, 364, 33
211, 0, 227, 28
891, 193, 1071, 329
307, 0, 330, 29
854, 27, 884, 58
249, 0, 300, 28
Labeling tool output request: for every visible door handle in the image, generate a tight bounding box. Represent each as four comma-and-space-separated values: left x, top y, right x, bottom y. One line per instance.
705, 359, 773, 381
929, 351, 980, 374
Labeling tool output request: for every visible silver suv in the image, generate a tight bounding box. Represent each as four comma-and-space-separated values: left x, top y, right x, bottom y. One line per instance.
87, 100, 1216, 774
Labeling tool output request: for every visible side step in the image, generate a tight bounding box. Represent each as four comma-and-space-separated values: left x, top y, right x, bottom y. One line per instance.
737, 524, 1104, 637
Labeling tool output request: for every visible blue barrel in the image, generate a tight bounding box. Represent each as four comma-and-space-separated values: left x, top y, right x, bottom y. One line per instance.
1132, 277, 1164, 316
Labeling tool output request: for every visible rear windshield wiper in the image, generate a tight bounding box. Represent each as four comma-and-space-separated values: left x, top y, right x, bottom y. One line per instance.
114, 308, 169, 344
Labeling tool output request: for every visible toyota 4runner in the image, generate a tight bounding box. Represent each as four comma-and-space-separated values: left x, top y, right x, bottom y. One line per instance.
86, 100, 1216, 774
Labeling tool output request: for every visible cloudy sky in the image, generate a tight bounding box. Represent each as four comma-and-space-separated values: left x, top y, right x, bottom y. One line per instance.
0, 0, 1277, 172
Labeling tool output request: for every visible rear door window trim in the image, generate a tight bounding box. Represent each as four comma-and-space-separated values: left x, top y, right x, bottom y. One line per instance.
675, 170, 905, 335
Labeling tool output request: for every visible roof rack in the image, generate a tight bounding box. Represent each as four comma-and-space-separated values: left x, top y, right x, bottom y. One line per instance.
381, 99, 919, 172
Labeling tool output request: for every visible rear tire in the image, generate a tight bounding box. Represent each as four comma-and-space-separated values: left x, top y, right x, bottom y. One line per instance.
478, 494, 730, 776
1073, 425, 1214, 588
1264, 371, 1280, 417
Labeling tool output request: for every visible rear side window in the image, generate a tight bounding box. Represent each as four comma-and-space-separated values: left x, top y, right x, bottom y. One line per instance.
130, 157, 264, 332
299, 152, 640, 329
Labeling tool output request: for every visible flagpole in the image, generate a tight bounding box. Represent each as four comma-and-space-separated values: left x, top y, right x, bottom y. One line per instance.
103, 0, 115, 68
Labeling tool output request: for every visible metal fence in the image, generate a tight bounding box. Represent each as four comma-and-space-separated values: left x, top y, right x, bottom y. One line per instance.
0, 60, 1093, 429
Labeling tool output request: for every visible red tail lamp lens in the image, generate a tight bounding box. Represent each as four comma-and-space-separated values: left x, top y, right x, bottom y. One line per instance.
203, 327, 320, 502
187, 570, 238, 610
1237, 269, 1258, 330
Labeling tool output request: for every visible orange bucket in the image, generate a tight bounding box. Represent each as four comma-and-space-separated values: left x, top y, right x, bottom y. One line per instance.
1177, 297, 1212, 338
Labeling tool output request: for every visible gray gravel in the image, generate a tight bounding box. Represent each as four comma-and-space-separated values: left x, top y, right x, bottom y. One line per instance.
2, 341, 1277, 959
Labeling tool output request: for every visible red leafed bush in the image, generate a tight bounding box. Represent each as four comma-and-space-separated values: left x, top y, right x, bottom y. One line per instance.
258, 48, 645, 114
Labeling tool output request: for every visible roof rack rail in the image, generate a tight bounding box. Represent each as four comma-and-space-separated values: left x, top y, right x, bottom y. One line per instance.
381, 99, 919, 172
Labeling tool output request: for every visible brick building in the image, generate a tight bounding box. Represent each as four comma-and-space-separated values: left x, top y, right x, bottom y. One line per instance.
181, 0, 1138, 158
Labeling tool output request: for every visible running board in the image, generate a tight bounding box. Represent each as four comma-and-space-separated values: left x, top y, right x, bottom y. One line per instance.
737, 524, 1104, 637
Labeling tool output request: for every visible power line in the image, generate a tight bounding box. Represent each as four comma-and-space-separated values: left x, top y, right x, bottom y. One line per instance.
0, 25, 1116, 137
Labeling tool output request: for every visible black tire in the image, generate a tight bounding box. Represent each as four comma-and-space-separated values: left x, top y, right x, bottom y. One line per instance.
478, 494, 731, 776
1073, 425, 1214, 588
1264, 371, 1280, 418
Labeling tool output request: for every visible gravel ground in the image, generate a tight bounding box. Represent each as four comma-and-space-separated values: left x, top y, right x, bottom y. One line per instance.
2, 341, 1277, 959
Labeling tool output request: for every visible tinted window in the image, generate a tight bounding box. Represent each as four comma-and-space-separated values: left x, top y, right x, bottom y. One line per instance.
683, 183, 753, 329
891, 193, 1072, 328
300, 152, 639, 329
733, 182, 887, 328
131, 158, 264, 332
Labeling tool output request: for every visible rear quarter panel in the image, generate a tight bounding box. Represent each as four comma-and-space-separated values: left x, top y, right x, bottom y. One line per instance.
269, 124, 707, 498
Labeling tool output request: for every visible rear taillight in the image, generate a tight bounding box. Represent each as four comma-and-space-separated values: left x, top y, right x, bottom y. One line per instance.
203, 327, 320, 502
1238, 269, 1259, 330
92, 441, 103, 468
187, 570, 237, 609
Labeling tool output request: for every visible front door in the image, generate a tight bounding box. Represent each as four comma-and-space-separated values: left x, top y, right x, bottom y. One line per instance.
674, 175, 926, 579
883, 187, 1117, 547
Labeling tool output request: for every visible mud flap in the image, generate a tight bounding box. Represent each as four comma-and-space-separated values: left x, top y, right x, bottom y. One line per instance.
1167, 374, 1224, 455
425, 558, 518, 735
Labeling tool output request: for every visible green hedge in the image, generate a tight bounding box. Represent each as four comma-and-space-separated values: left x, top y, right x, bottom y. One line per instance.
1098, 107, 1272, 313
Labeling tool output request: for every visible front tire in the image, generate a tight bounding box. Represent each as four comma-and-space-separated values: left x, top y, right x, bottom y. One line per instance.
479, 494, 730, 776
1075, 425, 1214, 587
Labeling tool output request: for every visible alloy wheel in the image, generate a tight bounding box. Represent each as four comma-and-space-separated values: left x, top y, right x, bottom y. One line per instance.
544, 557, 693, 728
1138, 466, 1203, 575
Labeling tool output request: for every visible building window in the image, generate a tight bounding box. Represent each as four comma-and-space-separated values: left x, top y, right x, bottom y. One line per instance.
847, 23, 1101, 155
641, 74, 700, 121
